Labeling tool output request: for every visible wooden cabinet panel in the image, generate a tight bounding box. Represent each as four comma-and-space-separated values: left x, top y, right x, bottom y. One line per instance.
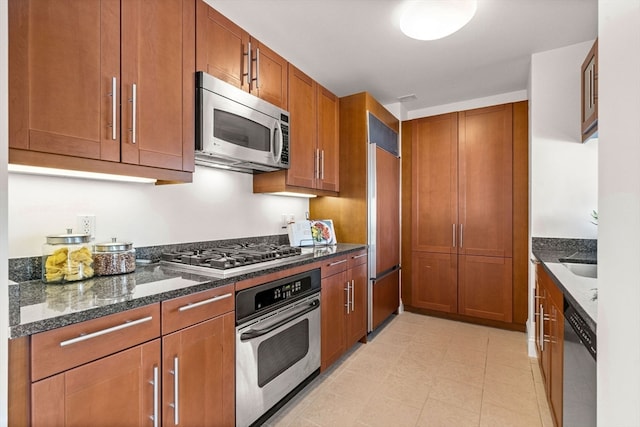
372, 269, 400, 331
162, 312, 235, 427
458, 255, 512, 322
252, 38, 288, 110
32, 339, 161, 427
550, 303, 564, 427
411, 113, 458, 254
121, 0, 194, 171
408, 103, 516, 325
320, 255, 348, 279
254, 64, 339, 195
376, 146, 401, 271
535, 264, 564, 427
9, 0, 195, 180
286, 64, 317, 189
411, 251, 457, 313
458, 104, 513, 258
345, 261, 367, 348
317, 86, 340, 192
162, 284, 234, 335
321, 270, 347, 370
195, 1, 287, 110
581, 39, 598, 142
31, 303, 160, 381
196, 0, 247, 90
9, 0, 120, 162
322, 254, 368, 371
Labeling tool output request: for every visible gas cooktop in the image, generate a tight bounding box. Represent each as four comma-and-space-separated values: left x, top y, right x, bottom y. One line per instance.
160, 242, 312, 278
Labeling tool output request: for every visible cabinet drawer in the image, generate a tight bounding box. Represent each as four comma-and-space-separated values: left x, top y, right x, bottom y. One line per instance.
347, 249, 368, 269
162, 284, 235, 334
31, 303, 160, 381
320, 255, 348, 278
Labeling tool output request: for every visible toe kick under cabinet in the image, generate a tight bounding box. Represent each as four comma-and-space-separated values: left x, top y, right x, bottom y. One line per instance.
28, 284, 235, 427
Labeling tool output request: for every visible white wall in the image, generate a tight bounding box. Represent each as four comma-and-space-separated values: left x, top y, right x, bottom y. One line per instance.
530, 41, 599, 239
8, 167, 310, 258
598, 1, 640, 424
1, 0, 9, 423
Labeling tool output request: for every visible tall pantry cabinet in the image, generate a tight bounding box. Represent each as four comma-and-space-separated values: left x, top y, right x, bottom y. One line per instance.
403, 102, 528, 328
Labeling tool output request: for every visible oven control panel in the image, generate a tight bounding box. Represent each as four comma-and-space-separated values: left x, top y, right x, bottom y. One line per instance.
256, 278, 311, 309
235, 268, 321, 325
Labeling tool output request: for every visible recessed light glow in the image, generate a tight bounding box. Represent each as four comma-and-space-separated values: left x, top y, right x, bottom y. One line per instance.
400, 0, 477, 41
265, 192, 317, 198
8, 164, 157, 184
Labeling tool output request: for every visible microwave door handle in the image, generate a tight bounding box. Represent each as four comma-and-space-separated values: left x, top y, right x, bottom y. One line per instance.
273, 120, 284, 162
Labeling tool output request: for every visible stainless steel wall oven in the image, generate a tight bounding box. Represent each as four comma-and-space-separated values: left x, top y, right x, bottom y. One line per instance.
235, 269, 321, 427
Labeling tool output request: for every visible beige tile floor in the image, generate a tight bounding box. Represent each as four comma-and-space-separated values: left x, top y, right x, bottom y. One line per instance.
264, 312, 554, 427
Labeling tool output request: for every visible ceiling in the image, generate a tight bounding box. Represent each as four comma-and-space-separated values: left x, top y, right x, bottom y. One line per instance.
206, 0, 598, 113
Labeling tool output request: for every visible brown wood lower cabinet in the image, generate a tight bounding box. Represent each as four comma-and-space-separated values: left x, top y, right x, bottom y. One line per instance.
32, 340, 161, 426
162, 312, 235, 427
535, 263, 564, 427
321, 250, 368, 370
26, 285, 236, 427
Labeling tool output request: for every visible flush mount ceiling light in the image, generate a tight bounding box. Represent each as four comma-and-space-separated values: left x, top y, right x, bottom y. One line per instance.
399, 0, 478, 41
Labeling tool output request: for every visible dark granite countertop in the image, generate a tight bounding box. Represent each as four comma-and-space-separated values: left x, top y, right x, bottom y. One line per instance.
9, 243, 366, 338
532, 237, 597, 332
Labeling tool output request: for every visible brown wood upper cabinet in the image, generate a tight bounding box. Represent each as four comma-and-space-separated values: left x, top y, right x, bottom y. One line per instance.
253, 64, 340, 195
196, 0, 288, 110
581, 39, 598, 142
409, 104, 514, 323
8, 0, 195, 182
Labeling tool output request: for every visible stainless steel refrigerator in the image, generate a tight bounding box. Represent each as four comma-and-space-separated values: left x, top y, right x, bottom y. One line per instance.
366, 112, 401, 332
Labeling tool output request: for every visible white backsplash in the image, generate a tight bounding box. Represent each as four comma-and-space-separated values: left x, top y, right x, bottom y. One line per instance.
8, 166, 309, 258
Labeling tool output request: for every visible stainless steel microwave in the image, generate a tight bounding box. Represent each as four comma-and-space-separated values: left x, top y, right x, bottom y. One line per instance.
195, 71, 290, 173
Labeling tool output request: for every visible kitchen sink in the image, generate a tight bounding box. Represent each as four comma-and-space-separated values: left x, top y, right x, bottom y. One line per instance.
562, 262, 598, 278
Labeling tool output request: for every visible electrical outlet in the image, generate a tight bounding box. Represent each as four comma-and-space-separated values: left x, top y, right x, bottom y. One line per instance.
77, 215, 96, 239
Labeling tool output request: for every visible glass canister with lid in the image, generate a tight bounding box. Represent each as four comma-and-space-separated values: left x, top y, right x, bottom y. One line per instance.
42, 230, 94, 283
93, 238, 136, 276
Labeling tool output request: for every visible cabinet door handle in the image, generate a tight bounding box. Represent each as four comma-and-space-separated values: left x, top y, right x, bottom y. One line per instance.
243, 41, 252, 88
538, 304, 544, 351
459, 224, 464, 248
149, 365, 159, 427
169, 357, 179, 425
351, 279, 355, 311
130, 83, 137, 144
344, 283, 350, 314
178, 293, 232, 312
255, 46, 260, 89
352, 253, 367, 260
59, 316, 153, 347
452, 224, 456, 248
320, 150, 325, 180
110, 77, 117, 140
316, 149, 320, 179
328, 259, 347, 267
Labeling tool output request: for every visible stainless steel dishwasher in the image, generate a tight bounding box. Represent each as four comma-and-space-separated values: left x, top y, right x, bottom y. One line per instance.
563, 301, 596, 427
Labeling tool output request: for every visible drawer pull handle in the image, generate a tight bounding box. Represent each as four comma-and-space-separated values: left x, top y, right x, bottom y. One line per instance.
59, 316, 153, 347
178, 293, 232, 312
328, 259, 347, 267
352, 253, 367, 260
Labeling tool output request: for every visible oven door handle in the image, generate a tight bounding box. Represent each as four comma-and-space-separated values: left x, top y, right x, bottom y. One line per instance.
240, 299, 319, 341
